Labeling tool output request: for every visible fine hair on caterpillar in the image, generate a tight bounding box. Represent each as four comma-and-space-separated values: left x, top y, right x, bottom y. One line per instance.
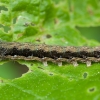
0, 42, 100, 67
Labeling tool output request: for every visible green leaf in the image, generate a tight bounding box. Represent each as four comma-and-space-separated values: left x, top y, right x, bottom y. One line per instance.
0, 0, 100, 100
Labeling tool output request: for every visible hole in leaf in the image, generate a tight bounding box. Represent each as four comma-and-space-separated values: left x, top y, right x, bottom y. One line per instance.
0, 6, 8, 12
38, 66, 44, 70
13, 17, 17, 24
69, 78, 73, 81
30, 63, 33, 66
4, 26, 11, 33
46, 34, 52, 38
49, 73, 53, 76
0, 61, 29, 79
0, 24, 11, 33
88, 87, 96, 93
77, 26, 100, 42
36, 38, 41, 42
83, 72, 88, 78
0, 24, 3, 28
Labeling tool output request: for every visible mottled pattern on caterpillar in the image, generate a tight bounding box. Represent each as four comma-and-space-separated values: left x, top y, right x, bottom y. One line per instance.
0, 42, 100, 67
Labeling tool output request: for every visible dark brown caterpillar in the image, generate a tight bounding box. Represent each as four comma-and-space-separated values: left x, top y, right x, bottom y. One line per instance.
0, 42, 100, 67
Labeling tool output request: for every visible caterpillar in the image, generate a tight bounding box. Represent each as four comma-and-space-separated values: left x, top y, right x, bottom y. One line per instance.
0, 42, 100, 67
